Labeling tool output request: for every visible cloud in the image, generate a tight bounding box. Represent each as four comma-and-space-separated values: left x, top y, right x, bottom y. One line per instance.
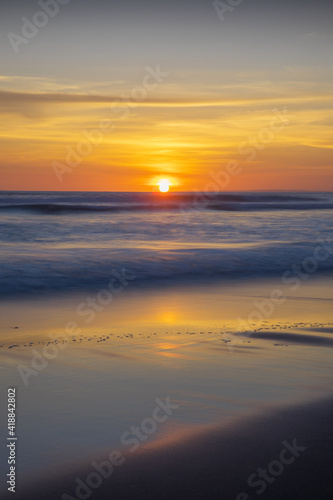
1, 88, 333, 119
310, 117, 333, 127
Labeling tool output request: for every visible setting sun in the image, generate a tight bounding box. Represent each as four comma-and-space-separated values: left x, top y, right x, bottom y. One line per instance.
158, 179, 171, 193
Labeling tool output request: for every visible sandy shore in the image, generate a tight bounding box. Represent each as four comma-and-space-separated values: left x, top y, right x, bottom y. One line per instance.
7, 394, 333, 500
1, 275, 332, 499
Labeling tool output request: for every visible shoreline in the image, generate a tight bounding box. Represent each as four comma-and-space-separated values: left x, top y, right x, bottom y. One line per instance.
1, 273, 332, 344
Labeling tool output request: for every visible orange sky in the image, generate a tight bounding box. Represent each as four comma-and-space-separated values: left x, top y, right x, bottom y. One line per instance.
1, 82, 332, 191
0, 0, 332, 191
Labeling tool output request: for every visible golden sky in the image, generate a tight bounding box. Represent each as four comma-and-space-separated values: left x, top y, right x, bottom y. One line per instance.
0, 0, 332, 191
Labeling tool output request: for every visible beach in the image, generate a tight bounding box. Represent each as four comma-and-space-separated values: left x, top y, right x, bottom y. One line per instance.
1, 279, 333, 499
0, 191, 333, 499
17, 394, 333, 500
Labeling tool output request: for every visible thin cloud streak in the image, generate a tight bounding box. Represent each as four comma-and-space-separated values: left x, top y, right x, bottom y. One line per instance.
0, 89, 332, 108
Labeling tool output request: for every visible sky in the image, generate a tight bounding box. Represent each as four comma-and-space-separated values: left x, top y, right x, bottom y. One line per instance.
0, 0, 332, 191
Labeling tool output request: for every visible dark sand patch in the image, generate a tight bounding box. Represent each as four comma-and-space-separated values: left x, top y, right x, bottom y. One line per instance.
304, 327, 333, 334
249, 331, 333, 347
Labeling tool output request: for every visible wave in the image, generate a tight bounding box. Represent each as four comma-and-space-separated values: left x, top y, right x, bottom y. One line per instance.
0, 191, 332, 214
1, 243, 333, 297
208, 202, 333, 212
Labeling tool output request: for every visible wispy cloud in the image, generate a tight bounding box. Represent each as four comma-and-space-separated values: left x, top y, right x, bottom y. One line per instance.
1, 89, 332, 118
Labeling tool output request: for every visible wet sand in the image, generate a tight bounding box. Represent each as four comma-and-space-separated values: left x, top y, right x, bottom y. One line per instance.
9, 394, 333, 500
1, 276, 333, 499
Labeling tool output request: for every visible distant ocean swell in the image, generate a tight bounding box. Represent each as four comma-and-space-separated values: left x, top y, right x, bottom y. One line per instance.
1, 192, 333, 214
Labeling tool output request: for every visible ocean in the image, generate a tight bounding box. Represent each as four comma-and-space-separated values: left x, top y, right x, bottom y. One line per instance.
0, 190, 333, 297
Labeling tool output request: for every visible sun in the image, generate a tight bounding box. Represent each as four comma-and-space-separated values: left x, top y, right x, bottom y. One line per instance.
158, 179, 171, 193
